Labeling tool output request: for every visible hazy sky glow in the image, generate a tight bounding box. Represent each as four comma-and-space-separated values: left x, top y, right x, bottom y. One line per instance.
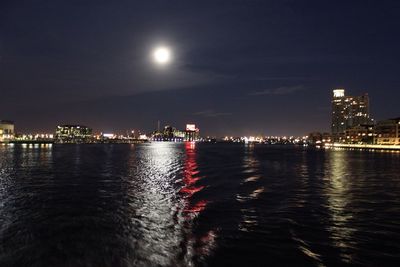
0, 0, 399, 136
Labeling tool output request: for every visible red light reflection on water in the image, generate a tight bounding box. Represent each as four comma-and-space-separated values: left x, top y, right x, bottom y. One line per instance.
181, 142, 208, 213
180, 186, 205, 196
184, 200, 208, 213
180, 142, 217, 261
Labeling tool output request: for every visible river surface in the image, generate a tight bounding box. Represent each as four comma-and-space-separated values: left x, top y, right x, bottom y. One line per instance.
0, 143, 399, 266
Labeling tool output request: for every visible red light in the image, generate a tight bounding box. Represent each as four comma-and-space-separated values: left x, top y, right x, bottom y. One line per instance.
184, 200, 208, 213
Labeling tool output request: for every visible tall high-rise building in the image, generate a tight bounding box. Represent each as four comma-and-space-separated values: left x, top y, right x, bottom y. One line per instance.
331, 89, 372, 140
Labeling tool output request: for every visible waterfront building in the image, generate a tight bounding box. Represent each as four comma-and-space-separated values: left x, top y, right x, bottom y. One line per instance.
163, 125, 176, 140
344, 124, 375, 144
308, 132, 332, 145
14, 133, 54, 143
0, 120, 15, 142
173, 129, 185, 140
331, 89, 373, 141
374, 118, 400, 145
184, 124, 200, 141
151, 125, 185, 141
55, 125, 93, 143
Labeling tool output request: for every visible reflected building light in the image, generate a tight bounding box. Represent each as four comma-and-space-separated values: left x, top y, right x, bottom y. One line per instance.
326, 151, 357, 261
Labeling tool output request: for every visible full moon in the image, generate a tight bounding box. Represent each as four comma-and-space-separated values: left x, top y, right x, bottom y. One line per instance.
153, 46, 171, 65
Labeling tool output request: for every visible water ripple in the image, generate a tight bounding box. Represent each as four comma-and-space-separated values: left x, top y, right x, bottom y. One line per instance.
0, 144, 400, 266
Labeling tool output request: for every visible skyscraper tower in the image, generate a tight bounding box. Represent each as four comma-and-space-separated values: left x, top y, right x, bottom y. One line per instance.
331, 89, 372, 141
331, 89, 347, 138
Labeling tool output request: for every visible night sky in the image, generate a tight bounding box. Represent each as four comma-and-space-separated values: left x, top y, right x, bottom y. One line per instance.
1, 0, 399, 136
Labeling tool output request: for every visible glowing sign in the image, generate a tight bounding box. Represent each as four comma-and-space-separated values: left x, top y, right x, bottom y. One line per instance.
333, 89, 345, 98
103, 133, 115, 138
186, 124, 196, 131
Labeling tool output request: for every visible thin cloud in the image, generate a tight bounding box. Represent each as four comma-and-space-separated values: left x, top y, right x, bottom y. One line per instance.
193, 109, 232, 117
250, 85, 305, 96
253, 76, 316, 81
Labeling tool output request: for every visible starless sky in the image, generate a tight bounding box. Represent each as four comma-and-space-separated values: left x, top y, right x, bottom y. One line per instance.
1, 0, 399, 136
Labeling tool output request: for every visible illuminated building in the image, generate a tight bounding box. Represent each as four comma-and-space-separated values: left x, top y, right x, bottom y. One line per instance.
0, 120, 15, 142
331, 89, 373, 141
184, 124, 200, 141
374, 118, 400, 145
55, 125, 93, 143
151, 125, 185, 141
101, 133, 116, 139
14, 133, 54, 142
344, 124, 375, 144
308, 132, 332, 145
163, 125, 176, 140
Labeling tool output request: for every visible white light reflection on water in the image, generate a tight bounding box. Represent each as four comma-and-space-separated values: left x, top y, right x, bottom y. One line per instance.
237, 144, 263, 232
0, 145, 14, 230
123, 142, 216, 266
0, 144, 54, 253
325, 150, 357, 263
1, 144, 400, 266
124, 142, 185, 266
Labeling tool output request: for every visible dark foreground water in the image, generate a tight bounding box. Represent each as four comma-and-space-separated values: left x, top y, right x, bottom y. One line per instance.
0, 143, 399, 267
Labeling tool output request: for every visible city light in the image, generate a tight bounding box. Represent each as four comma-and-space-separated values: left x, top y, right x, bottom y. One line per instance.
102, 133, 115, 138
333, 89, 345, 98
1, 89, 399, 149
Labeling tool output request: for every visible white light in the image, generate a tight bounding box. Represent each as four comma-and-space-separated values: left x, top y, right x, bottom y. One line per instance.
153, 47, 171, 64
103, 133, 114, 138
333, 89, 345, 98
139, 134, 148, 140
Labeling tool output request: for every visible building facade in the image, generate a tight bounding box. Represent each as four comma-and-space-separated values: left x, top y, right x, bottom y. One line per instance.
151, 125, 185, 141
150, 124, 199, 142
184, 124, 200, 141
308, 132, 332, 145
344, 124, 375, 144
55, 125, 92, 143
0, 120, 15, 142
331, 89, 373, 141
374, 118, 400, 145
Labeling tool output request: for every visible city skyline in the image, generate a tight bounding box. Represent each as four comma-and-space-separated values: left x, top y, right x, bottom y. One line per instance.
1, 87, 398, 137
1, 1, 400, 136
1, 3, 400, 266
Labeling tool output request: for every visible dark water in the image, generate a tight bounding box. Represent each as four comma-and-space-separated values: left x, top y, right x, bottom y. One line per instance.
0, 143, 399, 267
